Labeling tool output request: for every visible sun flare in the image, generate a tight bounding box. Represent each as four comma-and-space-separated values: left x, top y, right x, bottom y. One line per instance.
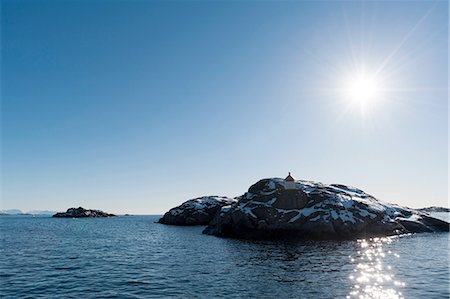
345, 73, 382, 106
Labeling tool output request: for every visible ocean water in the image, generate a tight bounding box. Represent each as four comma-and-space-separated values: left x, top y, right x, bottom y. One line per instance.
1, 214, 448, 298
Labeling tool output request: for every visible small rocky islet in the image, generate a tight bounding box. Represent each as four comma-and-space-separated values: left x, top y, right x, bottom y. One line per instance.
417, 206, 450, 213
52, 207, 115, 218
158, 196, 236, 225
159, 174, 450, 240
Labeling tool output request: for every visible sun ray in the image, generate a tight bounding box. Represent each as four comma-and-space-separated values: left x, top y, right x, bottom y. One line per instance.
374, 1, 438, 77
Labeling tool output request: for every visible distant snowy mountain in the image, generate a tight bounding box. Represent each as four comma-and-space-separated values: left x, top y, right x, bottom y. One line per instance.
28, 210, 58, 215
0, 209, 23, 215
0, 209, 57, 215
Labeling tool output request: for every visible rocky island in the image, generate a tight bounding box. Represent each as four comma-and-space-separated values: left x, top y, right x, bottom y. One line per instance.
158, 196, 236, 225
52, 207, 116, 218
160, 174, 449, 240
203, 176, 449, 239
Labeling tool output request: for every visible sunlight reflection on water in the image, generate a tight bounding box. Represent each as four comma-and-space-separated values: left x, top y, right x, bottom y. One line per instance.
347, 237, 405, 299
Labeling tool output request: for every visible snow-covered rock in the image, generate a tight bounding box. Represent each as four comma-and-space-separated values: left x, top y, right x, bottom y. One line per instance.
203, 178, 449, 240
158, 196, 236, 225
52, 207, 115, 218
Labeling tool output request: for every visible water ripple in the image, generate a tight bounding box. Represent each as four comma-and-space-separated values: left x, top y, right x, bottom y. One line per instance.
1, 215, 448, 298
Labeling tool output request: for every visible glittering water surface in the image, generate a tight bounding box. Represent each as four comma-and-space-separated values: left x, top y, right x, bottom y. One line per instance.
0, 214, 448, 298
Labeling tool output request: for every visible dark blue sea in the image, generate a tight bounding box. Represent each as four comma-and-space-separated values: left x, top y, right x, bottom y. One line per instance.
1, 214, 449, 298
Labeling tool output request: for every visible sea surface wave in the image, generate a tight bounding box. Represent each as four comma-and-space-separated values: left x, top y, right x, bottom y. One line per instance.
1, 213, 448, 298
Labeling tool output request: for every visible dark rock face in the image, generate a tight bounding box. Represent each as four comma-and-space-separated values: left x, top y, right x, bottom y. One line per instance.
52, 207, 115, 218
158, 196, 236, 225
203, 178, 449, 240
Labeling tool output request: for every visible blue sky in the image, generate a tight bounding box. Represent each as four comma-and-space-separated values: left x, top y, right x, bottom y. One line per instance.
2, 0, 448, 214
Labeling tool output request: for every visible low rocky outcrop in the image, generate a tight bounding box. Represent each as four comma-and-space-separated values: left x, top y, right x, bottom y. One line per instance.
417, 206, 450, 213
158, 196, 236, 225
52, 207, 115, 218
203, 178, 449, 240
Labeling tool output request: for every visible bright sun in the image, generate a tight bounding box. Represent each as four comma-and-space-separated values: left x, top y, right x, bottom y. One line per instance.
345, 73, 381, 106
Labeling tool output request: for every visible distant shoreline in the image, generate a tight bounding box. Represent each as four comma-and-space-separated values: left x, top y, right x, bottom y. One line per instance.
0, 213, 164, 217
2, 206, 449, 216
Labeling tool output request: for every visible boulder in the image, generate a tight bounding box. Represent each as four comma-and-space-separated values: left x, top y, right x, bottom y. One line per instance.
52, 207, 115, 218
158, 196, 236, 225
203, 178, 449, 240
